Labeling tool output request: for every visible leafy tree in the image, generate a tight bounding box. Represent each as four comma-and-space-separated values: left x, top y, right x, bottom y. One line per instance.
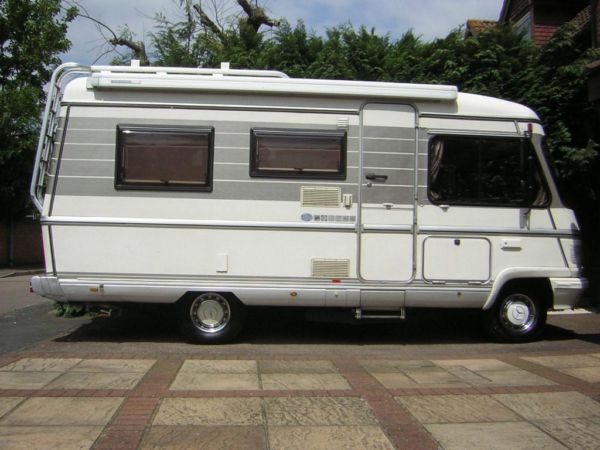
0, 0, 76, 218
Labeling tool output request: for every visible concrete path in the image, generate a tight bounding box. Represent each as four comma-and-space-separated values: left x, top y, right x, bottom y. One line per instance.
0, 275, 47, 316
0, 274, 91, 355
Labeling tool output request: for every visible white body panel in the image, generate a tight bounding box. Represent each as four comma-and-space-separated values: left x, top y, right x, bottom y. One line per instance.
30, 64, 586, 312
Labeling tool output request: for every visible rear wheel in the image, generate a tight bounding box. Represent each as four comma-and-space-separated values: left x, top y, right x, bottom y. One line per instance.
483, 288, 547, 343
177, 292, 246, 344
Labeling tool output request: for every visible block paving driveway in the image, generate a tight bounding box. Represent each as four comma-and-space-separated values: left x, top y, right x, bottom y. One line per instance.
0, 310, 598, 449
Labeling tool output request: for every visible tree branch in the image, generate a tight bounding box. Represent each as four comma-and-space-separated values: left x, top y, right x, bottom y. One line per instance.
193, 3, 227, 42
108, 38, 149, 65
66, 3, 149, 65
236, 0, 280, 31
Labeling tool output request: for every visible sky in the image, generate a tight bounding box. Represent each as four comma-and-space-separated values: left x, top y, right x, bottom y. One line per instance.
61, 0, 504, 65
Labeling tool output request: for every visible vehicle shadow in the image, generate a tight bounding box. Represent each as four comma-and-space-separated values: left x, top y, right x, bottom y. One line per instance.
52, 306, 597, 346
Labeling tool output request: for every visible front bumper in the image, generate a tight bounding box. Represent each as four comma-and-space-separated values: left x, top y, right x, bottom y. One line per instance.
550, 277, 588, 309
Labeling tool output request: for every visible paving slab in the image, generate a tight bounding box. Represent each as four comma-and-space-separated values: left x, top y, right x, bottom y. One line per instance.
139, 425, 266, 450
261, 373, 350, 390
559, 366, 600, 383
43, 371, 144, 390
0, 397, 123, 426
0, 371, 61, 389
523, 354, 600, 369
360, 360, 435, 373
433, 359, 516, 372
153, 397, 263, 426
425, 421, 566, 450
71, 358, 155, 373
259, 360, 337, 374
396, 394, 520, 424
268, 425, 395, 450
265, 397, 377, 426
534, 416, 600, 450
370, 371, 469, 389
0, 398, 24, 420
493, 391, 600, 420
0, 425, 103, 450
476, 369, 555, 386
178, 360, 257, 374
403, 367, 463, 385
0, 358, 81, 372
170, 372, 260, 390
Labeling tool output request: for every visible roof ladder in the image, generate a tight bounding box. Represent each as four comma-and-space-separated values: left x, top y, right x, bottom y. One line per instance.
30, 63, 91, 213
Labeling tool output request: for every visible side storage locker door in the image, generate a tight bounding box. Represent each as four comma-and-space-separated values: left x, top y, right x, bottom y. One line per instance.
359, 103, 416, 282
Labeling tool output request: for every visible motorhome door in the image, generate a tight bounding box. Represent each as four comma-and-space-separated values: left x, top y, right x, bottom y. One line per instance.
358, 103, 417, 282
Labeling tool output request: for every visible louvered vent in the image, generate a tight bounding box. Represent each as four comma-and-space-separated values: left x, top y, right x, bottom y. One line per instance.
311, 259, 350, 278
301, 186, 341, 207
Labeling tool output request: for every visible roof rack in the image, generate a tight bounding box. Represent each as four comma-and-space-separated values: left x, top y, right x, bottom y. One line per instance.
90, 61, 289, 79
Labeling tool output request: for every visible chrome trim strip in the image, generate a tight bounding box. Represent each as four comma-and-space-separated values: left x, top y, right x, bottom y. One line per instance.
418, 225, 579, 238
426, 129, 521, 137
40, 216, 579, 237
362, 224, 413, 233
41, 216, 357, 232
63, 101, 359, 116
419, 113, 541, 124
48, 273, 493, 292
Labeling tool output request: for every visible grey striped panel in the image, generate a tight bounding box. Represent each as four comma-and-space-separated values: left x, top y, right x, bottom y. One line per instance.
363, 126, 415, 140
52, 175, 359, 201
363, 153, 414, 169
362, 186, 414, 205
361, 170, 414, 187
362, 139, 415, 153
61, 143, 114, 160
50, 109, 428, 202
56, 156, 362, 183
59, 129, 114, 145
63, 115, 359, 136
58, 160, 114, 177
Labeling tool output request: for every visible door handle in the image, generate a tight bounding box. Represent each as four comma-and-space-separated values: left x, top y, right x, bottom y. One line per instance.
365, 173, 388, 181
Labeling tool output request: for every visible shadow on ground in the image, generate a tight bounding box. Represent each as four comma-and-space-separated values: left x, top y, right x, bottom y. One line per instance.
52, 305, 599, 346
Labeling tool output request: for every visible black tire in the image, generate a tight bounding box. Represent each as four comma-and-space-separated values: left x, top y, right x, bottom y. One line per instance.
177, 292, 246, 344
483, 287, 547, 343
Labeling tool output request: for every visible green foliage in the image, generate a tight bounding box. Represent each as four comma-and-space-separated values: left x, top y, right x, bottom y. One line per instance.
53, 301, 86, 318
0, 0, 76, 218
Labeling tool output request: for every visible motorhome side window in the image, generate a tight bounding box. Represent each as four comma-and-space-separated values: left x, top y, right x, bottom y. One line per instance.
116, 125, 214, 191
250, 129, 347, 179
428, 136, 549, 207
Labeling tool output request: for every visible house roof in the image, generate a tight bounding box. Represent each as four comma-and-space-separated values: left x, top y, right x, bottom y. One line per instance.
465, 19, 498, 37
499, 0, 530, 23
568, 4, 592, 33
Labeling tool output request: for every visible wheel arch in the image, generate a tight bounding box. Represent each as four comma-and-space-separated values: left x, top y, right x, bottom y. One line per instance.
484, 269, 555, 310
176, 290, 241, 305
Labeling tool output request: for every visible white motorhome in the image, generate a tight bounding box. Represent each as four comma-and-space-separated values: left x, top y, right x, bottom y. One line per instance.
30, 62, 586, 343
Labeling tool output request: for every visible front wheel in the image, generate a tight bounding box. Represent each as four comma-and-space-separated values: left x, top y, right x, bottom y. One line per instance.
483, 288, 547, 343
177, 292, 246, 344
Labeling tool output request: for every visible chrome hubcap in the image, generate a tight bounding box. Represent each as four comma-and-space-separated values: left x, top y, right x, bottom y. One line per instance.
190, 293, 231, 333
500, 294, 535, 332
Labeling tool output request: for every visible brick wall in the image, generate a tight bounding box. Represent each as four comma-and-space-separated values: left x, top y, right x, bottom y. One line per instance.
0, 218, 44, 267
533, 23, 559, 46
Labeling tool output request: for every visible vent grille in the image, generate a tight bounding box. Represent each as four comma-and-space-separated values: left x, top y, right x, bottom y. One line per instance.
301, 186, 341, 207
311, 258, 350, 278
